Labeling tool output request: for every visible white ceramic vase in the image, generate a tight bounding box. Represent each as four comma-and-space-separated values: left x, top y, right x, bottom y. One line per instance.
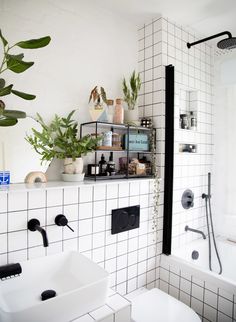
124, 108, 140, 125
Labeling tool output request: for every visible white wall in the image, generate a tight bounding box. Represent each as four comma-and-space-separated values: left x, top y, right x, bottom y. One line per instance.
0, 0, 138, 183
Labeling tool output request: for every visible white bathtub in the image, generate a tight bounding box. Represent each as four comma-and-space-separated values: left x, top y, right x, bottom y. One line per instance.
161, 237, 236, 295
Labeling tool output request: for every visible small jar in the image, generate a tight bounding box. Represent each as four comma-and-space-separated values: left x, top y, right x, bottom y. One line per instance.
107, 99, 114, 123
180, 114, 188, 129
113, 98, 124, 124
112, 133, 122, 148
102, 131, 112, 147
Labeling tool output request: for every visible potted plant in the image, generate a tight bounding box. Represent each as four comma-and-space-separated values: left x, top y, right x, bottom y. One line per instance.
88, 86, 108, 122
0, 29, 51, 126
122, 70, 141, 125
26, 110, 101, 181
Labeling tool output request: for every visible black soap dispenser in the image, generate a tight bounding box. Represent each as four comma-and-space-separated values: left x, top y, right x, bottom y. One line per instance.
99, 154, 107, 176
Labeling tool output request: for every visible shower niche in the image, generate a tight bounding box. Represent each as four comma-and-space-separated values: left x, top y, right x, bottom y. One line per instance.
177, 89, 198, 132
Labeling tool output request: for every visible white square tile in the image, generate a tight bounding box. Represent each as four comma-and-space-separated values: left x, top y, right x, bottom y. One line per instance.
79, 186, 93, 203
79, 235, 92, 252
218, 296, 233, 317
8, 191, 27, 212
28, 245, 46, 260
107, 183, 118, 199
94, 184, 106, 201
92, 247, 104, 263
105, 244, 116, 260
118, 183, 129, 198
46, 241, 62, 255
140, 181, 150, 194
28, 208, 46, 226
46, 189, 63, 207
63, 204, 78, 222
8, 211, 27, 232
0, 213, 7, 233
46, 225, 62, 243
106, 199, 118, 215
204, 289, 217, 308
0, 193, 7, 213
8, 231, 27, 252
93, 200, 106, 217
93, 231, 105, 248
79, 219, 92, 236
105, 258, 116, 273
63, 238, 78, 252
0, 234, 7, 253
79, 202, 93, 220
28, 190, 46, 209
93, 216, 105, 233
90, 305, 113, 321
117, 240, 128, 256
8, 249, 27, 263
63, 187, 78, 205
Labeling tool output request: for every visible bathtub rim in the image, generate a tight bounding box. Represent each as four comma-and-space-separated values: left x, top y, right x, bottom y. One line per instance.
160, 253, 236, 296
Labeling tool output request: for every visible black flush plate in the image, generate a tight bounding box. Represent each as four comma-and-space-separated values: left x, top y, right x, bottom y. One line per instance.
111, 205, 140, 234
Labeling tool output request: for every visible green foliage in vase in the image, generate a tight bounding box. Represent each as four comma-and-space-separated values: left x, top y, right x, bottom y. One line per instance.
0, 29, 51, 126
26, 110, 101, 163
122, 70, 141, 110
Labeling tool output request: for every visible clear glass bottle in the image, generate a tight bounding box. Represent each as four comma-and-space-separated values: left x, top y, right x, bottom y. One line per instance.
107, 99, 114, 123
113, 98, 124, 124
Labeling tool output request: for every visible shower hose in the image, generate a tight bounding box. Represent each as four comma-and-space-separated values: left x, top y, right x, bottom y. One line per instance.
203, 173, 222, 275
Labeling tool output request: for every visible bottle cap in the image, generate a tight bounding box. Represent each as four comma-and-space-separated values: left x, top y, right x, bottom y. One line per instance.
107, 99, 114, 105
116, 98, 122, 104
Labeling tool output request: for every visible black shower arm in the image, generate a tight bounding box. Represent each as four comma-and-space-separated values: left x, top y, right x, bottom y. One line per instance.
187, 31, 232, 48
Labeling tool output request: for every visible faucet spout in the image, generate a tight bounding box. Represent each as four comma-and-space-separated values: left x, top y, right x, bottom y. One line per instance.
35, 225, 49, 247
185, 225, 206, 239
28, 219, 49, 247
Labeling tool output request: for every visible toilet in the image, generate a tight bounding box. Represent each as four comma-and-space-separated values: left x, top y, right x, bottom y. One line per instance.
130, 288, 200, 322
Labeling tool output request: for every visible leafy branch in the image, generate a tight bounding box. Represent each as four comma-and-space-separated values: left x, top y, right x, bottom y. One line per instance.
89, 86, 107, 108
123, 70, 141, 110
26, 110, 102, 163
0, 29, 51, 126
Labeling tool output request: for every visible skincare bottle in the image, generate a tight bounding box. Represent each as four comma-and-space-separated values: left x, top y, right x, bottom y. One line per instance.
113, 98, 124, 124
99, 154, 107, 176
107, 154, 116, 176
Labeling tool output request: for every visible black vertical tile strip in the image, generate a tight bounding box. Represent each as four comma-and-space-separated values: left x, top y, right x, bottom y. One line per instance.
162, 64, 174, 255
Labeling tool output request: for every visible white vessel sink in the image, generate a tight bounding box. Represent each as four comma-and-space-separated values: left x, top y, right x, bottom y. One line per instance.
0, 251, 109, 322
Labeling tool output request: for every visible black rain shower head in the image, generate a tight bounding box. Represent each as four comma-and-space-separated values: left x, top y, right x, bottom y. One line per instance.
187, 31, 236, 50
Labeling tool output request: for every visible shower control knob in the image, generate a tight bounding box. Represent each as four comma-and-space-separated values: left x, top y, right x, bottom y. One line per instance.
55, 214, 74, 232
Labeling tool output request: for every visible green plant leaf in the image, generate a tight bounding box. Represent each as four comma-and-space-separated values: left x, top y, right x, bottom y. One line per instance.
8, 53, 24, 61
0, 117, 18, 126
11, 89, 36, 100
6, 55, 34, 73
0, 79, 6, 89
0, 29, 8, 47
16, 36, 51, 49
3, 110, 26, 119
0, 84, 13, 96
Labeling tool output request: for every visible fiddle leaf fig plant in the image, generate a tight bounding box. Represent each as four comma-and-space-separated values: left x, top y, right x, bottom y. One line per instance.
0, 29, 51, 126
26, 110, 101, 163
122, 70, 141, 110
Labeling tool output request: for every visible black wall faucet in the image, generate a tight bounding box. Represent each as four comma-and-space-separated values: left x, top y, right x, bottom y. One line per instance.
28, 219, 49, 247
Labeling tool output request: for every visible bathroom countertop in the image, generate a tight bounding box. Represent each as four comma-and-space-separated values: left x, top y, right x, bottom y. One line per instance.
0, 177, 154, 193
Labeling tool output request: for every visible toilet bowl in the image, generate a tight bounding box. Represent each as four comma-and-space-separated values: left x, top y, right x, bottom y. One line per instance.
131, 288, 200, 322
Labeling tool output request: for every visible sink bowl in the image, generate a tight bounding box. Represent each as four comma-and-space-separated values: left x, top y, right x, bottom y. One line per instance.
0, 251, 109, 322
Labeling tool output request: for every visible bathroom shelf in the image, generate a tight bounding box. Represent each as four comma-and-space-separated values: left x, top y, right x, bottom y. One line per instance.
80, 121, 156, 181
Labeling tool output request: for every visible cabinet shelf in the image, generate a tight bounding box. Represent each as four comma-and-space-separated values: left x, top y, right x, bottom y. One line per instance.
80, 121, 156, 181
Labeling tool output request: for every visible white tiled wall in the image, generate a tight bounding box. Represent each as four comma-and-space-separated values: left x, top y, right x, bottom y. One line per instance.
138, 15, 215, 320
0, 179, 162, 295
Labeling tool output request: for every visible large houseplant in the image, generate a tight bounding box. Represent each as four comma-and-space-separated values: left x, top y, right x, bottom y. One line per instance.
122, 70, 141, 124
0, 29, 51, 126
26, 110, 101, 181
